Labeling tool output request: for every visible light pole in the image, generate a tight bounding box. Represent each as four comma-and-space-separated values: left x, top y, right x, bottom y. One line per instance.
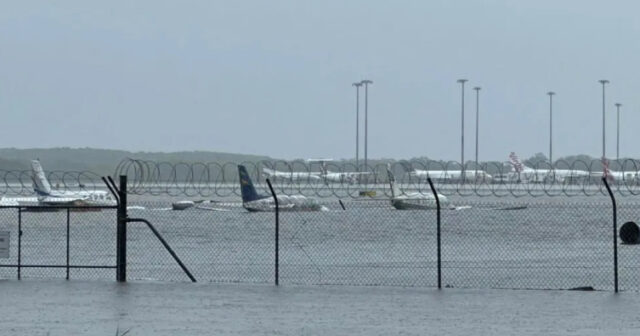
615, 103, 622, 161
361, 79, 373, 170
547, 91, 555, 166
599, 80, 609, 163
352, 82, 363, 171
473, 86, 481, 177
457, 79, 468, 182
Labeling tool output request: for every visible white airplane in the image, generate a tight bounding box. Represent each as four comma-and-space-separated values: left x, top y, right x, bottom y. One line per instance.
239, 165, 327, 212
592, 159, 640, 184
401, 162, 492, 183
508, 152, 589, 183
307, 159, 371, 184
31, 160, 116, 205
0, 196, 22, 206
261, 167, 322, 183
387, 165, 450, 210
0, 160, 116, 206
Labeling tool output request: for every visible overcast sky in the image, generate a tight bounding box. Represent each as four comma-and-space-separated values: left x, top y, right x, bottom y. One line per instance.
1, 1, 639, 161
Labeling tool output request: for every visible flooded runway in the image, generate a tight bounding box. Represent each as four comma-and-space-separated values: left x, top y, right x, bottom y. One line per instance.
2, 280, 640, 335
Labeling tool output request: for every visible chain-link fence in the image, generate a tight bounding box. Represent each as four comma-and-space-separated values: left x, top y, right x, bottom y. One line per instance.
124, 200, 437, 286
441, 201, 613, 290
125, 204, 274, 283
440, 200, 640, 291
1, 194, 638, 292
121, 197, 639, 291
0, 206, 117, 280
616, 203, 640, 292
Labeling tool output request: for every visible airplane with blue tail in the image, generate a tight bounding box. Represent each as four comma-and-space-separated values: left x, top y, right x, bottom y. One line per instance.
238, 165, 327, 212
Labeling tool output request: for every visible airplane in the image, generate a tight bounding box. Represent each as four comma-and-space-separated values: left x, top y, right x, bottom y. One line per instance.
0, 160, 116, 207
0, 196, 21, 206
508, 152, 589, 183
400, 162, 492, 183
592, 159, 640, 184
31, 160, 116, 206
239, 165, 327, 212
261, 167, 323, 183
386, 165, 450, 210
307, 159, 371, 184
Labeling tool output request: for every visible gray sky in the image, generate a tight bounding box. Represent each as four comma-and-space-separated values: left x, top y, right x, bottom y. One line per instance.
1, 0, 639, 161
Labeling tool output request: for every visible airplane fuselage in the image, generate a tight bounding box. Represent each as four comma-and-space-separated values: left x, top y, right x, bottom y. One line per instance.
36, 190, 116, 206
322, 172, 363, 184
410, 170, 492, 182
592, 170, 640, 183
517, 168, 589, 183
242, 195, 326, 212
262, 169, 322, 182
390, 192, 449, 210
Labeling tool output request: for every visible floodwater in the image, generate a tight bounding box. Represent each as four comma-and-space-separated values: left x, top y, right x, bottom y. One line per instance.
1, 280, 639, 336
1, 191, 640, 335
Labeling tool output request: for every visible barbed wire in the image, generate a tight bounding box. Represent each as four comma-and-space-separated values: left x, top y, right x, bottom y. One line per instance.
112, 158, 640, 198
0, 169, 104, 196
3, 158, 640, 198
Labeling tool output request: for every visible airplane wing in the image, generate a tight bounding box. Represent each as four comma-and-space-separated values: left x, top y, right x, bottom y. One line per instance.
39, 197, 85, 206
194, 205, 231, 212
270, 203, 295, 209
344, 172, 371, 176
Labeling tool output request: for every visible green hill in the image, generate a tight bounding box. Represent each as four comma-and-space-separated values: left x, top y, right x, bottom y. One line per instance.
0, 147, 274, 176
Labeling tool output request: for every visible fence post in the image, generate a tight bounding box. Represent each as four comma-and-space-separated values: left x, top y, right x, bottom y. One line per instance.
116, 175, 128, 282
17, 208, 21, 280
602, 177, 618, 293
266, 178, 279, 286
427, 177, 442, 289
66, 208, 70, 280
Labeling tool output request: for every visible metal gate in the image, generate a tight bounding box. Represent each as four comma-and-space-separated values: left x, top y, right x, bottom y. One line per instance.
0, 205, 117, 280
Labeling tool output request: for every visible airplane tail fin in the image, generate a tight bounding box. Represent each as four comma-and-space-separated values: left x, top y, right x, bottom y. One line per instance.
31, 159, 52, 196
320, 162, 328, 175
508, 152, 524, 173
238, 165, 264, 203
386, 164, 402, 198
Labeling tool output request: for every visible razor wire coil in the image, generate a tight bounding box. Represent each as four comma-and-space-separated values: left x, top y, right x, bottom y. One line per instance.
3, 158, 640, 198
